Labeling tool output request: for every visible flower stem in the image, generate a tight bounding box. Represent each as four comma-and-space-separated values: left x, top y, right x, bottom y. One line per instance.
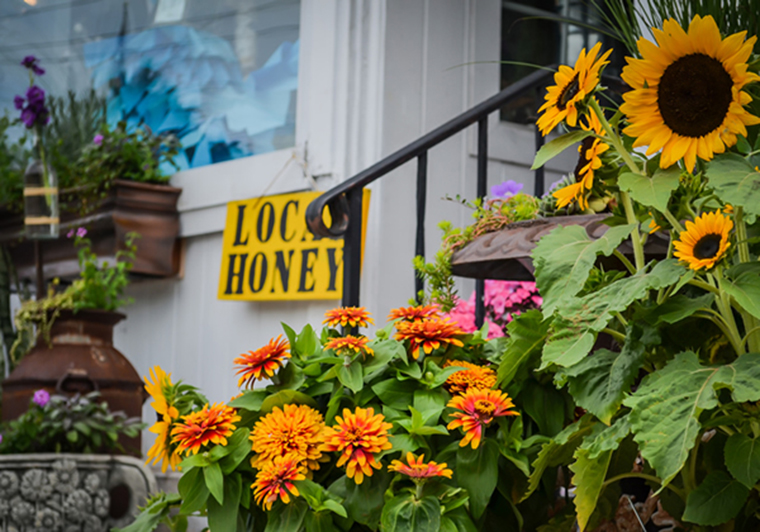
661, 208, 685, 233
601, 472, 686, 501
735, 206, 750, 263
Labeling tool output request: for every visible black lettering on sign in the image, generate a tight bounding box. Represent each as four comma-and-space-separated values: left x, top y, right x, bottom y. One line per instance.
225, 253, 248, 295
232, 205, 249, 246
256, 202, 275, 243
326, 247, 341, 292
248, 252, 268, 293
271, 250, 295, 293
280, 200, 298, 242
298, 248, 319, 292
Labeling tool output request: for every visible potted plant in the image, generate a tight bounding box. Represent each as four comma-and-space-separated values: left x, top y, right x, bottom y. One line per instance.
0, 389, 155, 531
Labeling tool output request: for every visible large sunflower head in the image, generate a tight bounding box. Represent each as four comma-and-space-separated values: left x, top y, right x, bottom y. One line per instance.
673, 210, 733, 270
537, 42, 612, 136
621, 15, 760, 170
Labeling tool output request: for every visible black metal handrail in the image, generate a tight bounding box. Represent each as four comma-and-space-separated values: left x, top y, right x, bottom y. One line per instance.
305, 67, 557, 324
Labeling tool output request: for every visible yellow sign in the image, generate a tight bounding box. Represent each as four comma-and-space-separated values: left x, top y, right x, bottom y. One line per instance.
218, 190, 370, 301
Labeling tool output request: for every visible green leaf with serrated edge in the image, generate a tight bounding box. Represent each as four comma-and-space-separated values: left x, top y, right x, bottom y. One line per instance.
645, 293, 714, 325
624, 352, 760, 487
533, 224, 636, 317
203, 462, 224, 504
260, 390, 318, 413
531, 129, 593, 170
456, 439, 500, 518
497, 310, 550, 387
580, 416, 630, 460
337, 361, 363, 393
178, 467, 209, 515
264, 499, 308, 532
682, 471, 750, 526
521, 416, 595, 502
541, 259, 682, 369
706, 154, 760, 222
725, 433, 760, 488
381, 494, 441, 532
723, 266, 760, 320
562, 324, 654, 424
371, 379, 416, 410
207, 474, 241, 532
618, 165, 680, 213
228, 390, 268, 411
570, 448, 613, 531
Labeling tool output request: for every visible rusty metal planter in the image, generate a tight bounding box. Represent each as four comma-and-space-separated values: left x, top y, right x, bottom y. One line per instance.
0, 179, 182, 282
1, 310, 146, 455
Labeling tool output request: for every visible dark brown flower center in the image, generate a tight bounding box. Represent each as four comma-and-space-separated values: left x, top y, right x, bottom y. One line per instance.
693, 234, 722, 259
558, 73, 581, 110
574, 137, 596, 180
657, 53, 733, 138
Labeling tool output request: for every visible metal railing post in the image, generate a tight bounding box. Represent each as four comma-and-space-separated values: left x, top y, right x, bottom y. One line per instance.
414, 152, 428, 302
475, 118, 488, 328
341, 188, 364, 309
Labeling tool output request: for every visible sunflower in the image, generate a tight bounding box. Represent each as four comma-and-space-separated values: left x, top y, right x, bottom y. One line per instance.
388, 453, 452, 481
144, 366, 179, 419
252, 455, 305, 511
553, 110, 609, 211
323, 307, 374, 329
171, 403, 241, 455
394, 317, 465, 359
234, 335, 290, 388
443, 360, 497, 395
324, 335, 374, 357
321, 407, 393, 485
621, 15, 760, 170
537, 42, 612, 136
447, 388, 519, 449
387, 305, 441, 322
250, 404, 325, 473
673, 210, 733, 270
145, 413, 182, 473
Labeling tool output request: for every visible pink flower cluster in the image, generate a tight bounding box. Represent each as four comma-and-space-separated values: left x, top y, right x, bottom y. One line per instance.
444, 280, 542, 339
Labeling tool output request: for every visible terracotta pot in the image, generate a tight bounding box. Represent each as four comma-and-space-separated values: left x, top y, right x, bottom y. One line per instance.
1, 309, 146, 456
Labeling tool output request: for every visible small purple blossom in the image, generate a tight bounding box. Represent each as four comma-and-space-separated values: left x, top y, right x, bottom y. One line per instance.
76, 227, 87, 238
92, 134, 104, 146
15, 85, 49, 129
490, 180, 523, 199
21, 55, 45, 76
13, 96, 24, 110
32, 389, 50, 408
66, 229, 75, 238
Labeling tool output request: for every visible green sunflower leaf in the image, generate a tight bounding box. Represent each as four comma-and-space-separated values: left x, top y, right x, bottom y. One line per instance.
531, 129, 593, 170
682, 471, 749, 526
723, 263, 760, 320
724, 433, 760, 488
618, 165, 681, 213
705, 154, 760, 222
570, 447, 613, 531
624, 352, 760, 487
532, 224, 636, 317
497, 310, 550, 388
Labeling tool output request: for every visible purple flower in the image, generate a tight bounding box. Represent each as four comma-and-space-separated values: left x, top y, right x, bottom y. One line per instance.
21, 55, 44, 76
92, 134, 104, 146
25, 85, 45, 105
66, 229, 75, 238
32, 389, 50, 408
16, 85, 49, 129
76, 227, 87, 238
20, 108, 36, 128
13, 95, 24, 110
490, 180, 523, 199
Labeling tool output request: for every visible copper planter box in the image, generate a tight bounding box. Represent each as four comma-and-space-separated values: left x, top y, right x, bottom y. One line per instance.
0, 179, 182, 281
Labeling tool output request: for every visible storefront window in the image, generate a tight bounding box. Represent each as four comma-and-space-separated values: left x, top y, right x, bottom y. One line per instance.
0, 0, 300, 169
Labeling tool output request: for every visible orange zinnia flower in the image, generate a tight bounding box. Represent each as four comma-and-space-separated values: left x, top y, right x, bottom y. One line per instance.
324, 335, 374, 356
322, 407, 393, 485
387, 305, 441, 322
252, 455, 306, 511
234, 335, 291, 388
443, 360, 497, 395
394, 317, 464, 359
388, 453, 452, 480
250, 404, 325, 472
323, 307, 374, 328
447, 388, 519, 449
171, 403, 241, 455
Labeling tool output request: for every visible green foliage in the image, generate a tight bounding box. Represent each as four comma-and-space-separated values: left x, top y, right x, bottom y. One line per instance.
682, 471, 750, 526
0, 390, 144, 454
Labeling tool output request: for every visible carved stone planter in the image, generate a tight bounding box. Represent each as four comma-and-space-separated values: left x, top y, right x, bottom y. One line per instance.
0, 453, 157, 531
0, 179, 182, 282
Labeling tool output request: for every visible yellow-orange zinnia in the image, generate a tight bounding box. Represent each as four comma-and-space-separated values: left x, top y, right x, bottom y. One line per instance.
250, 404, 325, 472
394, 317, 464, 359
323, 307, 373, 328
324, 335, 374, 356
387, 305, 441, 322
252, 455, 305, 511
447, 388, 519, 449
388, 453, 452, 480
443, 360, 497, 395
322, 407, 393, 485
171, 403, 241, 455
234, 335, 290, 388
